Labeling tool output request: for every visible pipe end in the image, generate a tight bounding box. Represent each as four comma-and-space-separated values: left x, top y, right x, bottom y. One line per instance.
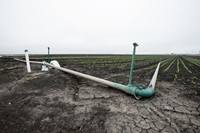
133, 43, 138, 47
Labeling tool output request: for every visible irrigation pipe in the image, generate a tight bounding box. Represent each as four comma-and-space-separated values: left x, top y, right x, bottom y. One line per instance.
14, 43, 161, 99
15, 58, 43, 64
15, 58, 160, 99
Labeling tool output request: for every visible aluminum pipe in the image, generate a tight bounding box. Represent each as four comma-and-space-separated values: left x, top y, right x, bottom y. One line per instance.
44, 62, 160, 99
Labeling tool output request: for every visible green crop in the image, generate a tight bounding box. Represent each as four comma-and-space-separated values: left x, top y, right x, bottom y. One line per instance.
180, 58, 192, 73
176, 57, 180, 73
164, 58, 176, 72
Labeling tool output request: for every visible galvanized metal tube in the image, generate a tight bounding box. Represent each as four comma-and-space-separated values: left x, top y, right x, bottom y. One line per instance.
44, 62, 130, 93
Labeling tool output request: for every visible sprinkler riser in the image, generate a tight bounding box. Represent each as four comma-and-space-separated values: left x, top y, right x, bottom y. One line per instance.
128, 43, 138, 85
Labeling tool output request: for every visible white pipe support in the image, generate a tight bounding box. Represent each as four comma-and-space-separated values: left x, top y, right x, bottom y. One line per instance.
25, 50, 31, 73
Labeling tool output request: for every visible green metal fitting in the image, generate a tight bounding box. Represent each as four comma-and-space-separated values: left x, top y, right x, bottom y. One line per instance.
113, 82, 155, 99
48, 47, 50, 63
135, 86, 155, 97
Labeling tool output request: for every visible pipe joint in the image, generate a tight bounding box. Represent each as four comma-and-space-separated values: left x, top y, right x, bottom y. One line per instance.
133, 42, 138, 47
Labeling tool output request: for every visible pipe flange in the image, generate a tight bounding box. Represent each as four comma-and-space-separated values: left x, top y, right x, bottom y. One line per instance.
133, 87, 142, 100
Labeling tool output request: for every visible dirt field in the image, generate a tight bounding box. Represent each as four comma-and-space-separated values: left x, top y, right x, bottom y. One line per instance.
0, 56, 200, 133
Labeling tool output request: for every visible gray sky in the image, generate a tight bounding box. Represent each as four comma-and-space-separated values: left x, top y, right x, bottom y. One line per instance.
0, 0, 200, 54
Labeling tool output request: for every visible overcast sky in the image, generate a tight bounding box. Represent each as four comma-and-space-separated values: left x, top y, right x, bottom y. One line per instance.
0, 0, 200, 54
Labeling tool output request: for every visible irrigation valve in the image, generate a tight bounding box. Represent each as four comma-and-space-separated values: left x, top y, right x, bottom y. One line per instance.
41, 61, 49, 71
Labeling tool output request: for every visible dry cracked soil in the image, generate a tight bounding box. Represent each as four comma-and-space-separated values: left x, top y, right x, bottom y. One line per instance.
0, 58, 200, 133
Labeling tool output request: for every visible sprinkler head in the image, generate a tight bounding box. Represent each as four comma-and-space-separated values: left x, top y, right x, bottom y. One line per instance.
133, 43, 138, 47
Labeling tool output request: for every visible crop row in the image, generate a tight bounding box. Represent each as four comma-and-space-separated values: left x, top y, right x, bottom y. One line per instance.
157, 55, 200, 87
57, 55, 170, 65
60, 55, 172, 71
182, 56, 200, 67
